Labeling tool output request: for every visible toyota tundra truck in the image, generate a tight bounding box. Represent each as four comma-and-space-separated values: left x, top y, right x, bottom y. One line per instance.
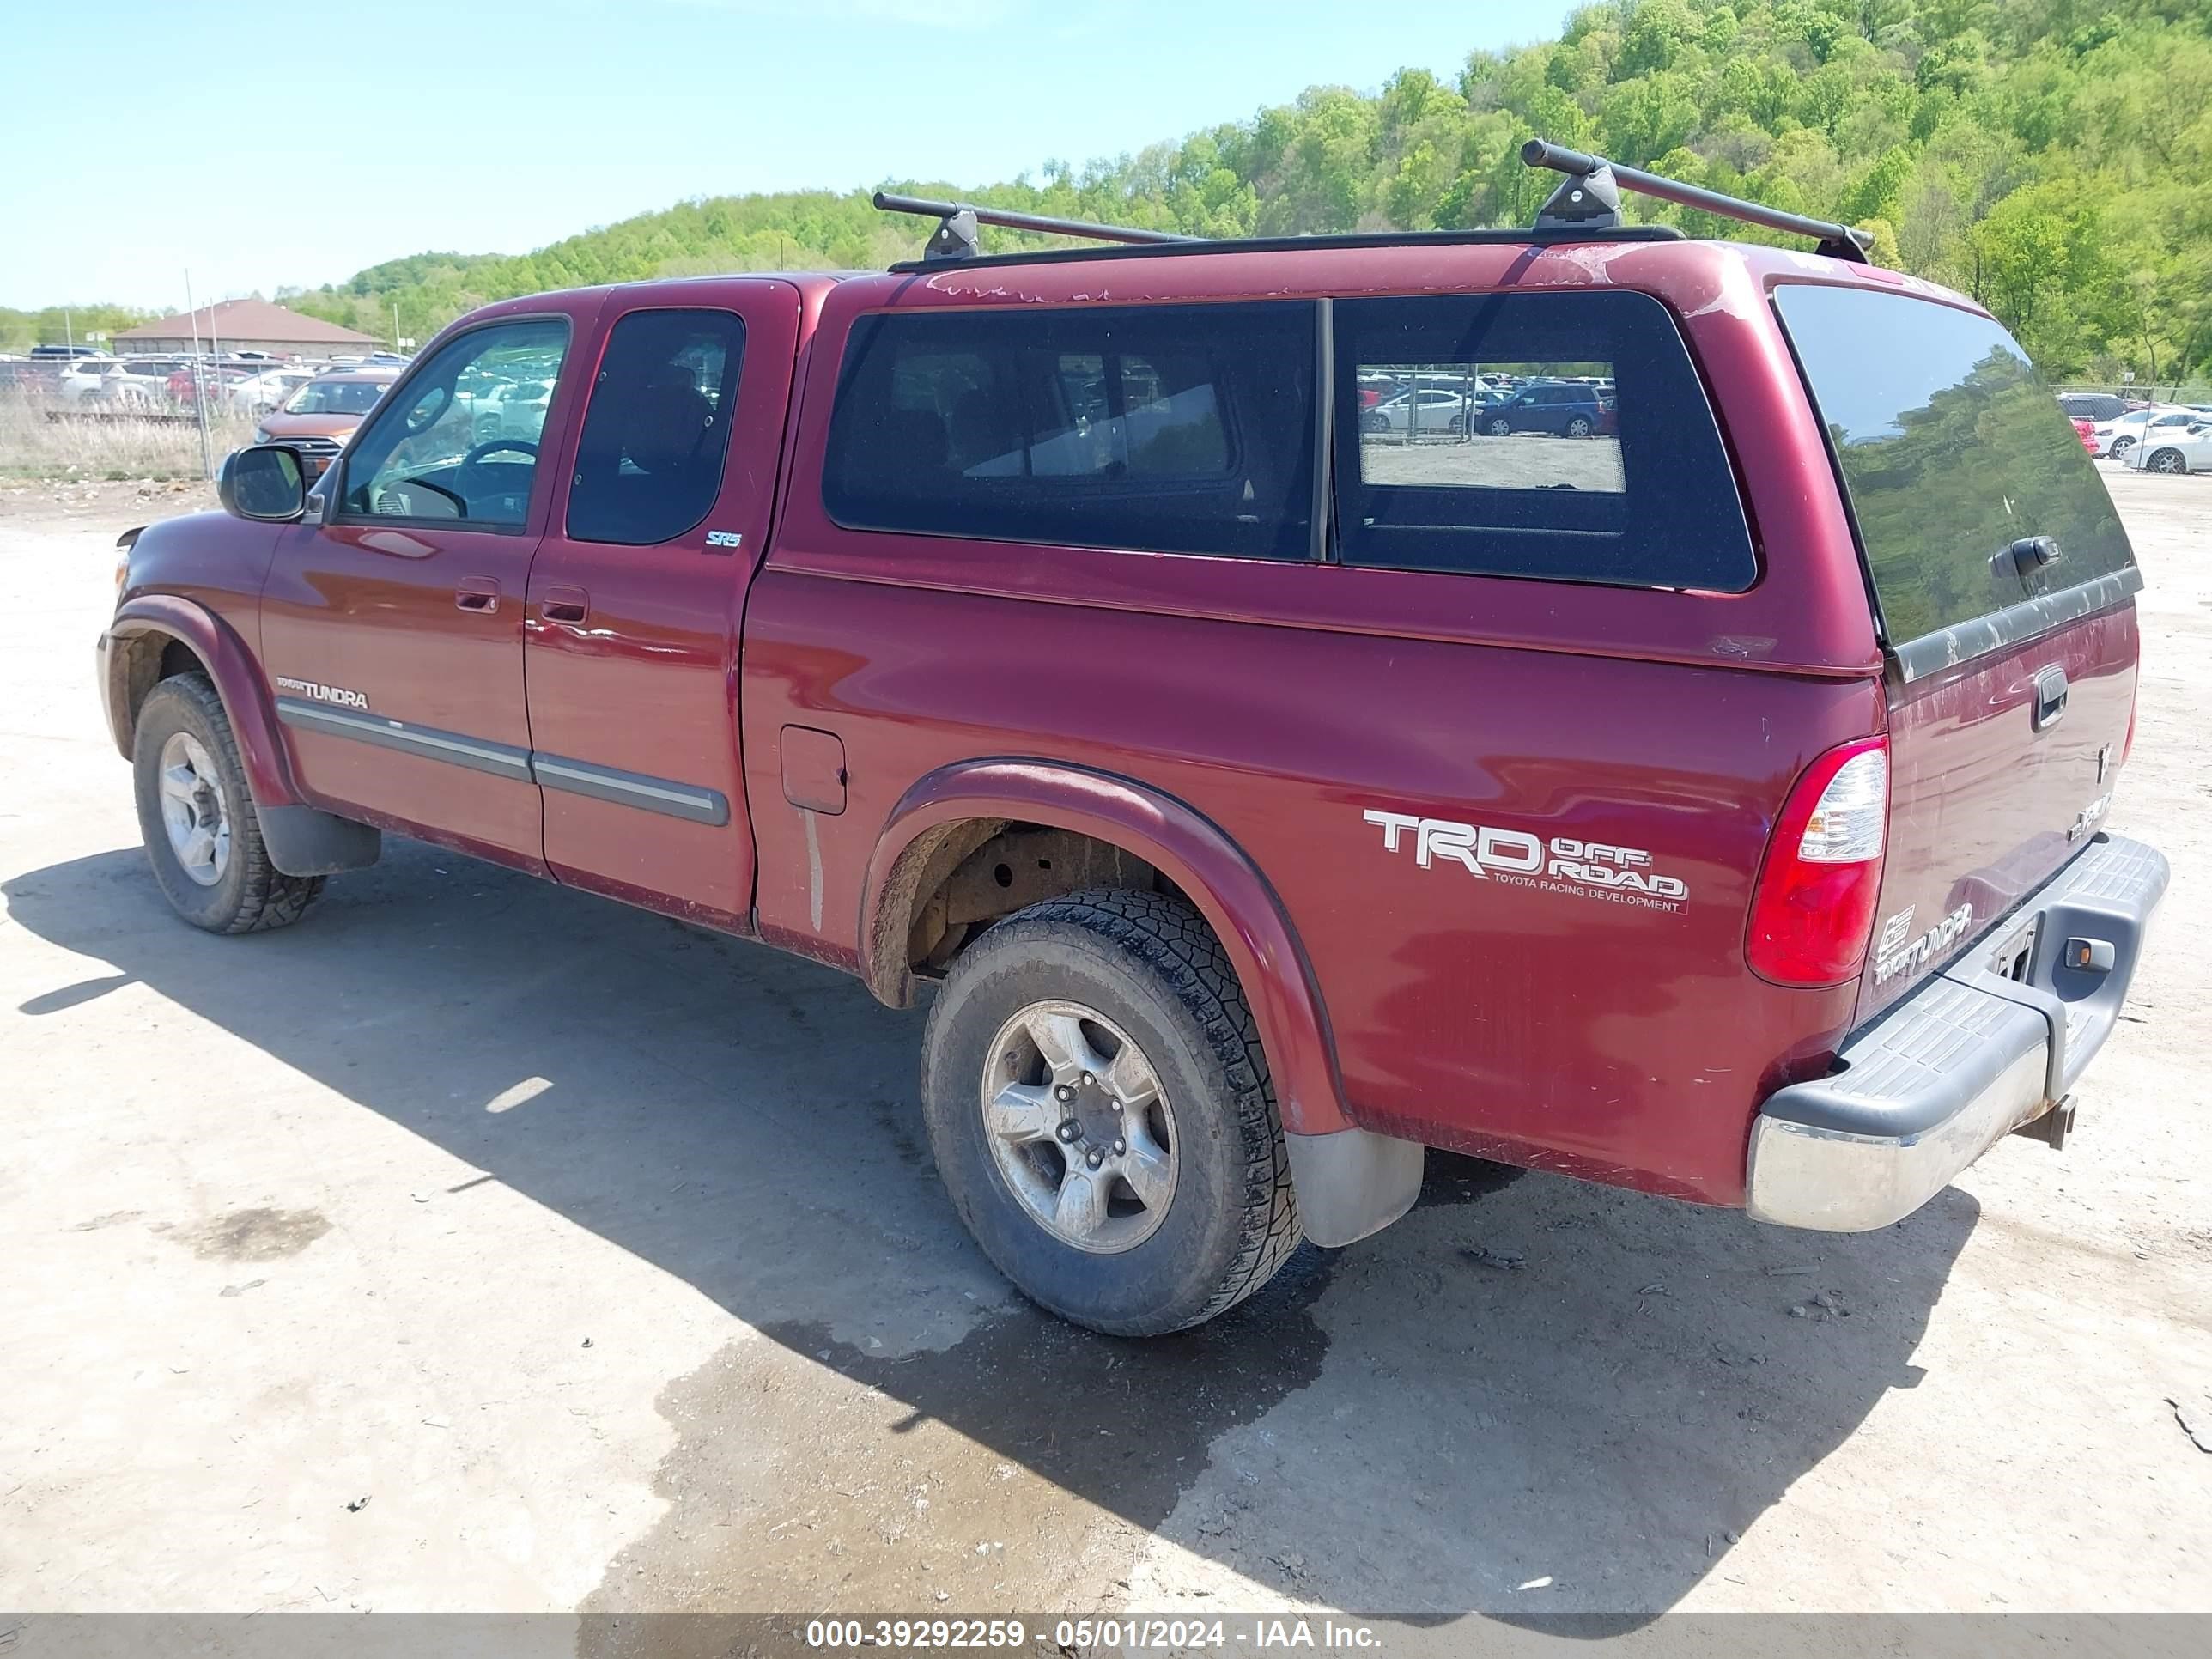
94, 146, 2168, 1334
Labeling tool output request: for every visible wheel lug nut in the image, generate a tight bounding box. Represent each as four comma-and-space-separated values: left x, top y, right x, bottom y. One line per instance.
1054, 1085, 1075, 1103
1113, 1138, 1126, 1155
1087, 1150, 1103, 1169
1081, 1072, 1095, 1086
1110, 1101, 1122, 1114
1058, 1122, 1079, 1142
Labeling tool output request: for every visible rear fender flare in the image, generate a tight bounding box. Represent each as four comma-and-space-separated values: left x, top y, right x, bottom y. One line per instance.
861, 759, 1352, 1137
106, 595, 301, 808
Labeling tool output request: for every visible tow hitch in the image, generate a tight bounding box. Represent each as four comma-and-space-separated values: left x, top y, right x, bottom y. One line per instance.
2014, 1094, 2078, 1152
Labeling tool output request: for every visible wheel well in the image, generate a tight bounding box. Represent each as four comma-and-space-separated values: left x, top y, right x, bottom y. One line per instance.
109, 631, 209, 754
869, 819, 1170, 1005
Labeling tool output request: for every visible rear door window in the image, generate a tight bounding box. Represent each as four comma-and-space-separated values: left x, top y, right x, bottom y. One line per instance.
1332, 289, 1754, 591
823, 302, 1316, 562
1773, 283, 2134, 648
567, 307, 745, 546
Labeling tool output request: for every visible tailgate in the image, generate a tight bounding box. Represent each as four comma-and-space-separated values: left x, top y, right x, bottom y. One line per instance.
1774, 283, 2141, 1022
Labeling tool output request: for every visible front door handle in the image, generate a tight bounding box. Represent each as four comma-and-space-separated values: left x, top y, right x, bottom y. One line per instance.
541, 585, 590, 625
455, 577, 501, 614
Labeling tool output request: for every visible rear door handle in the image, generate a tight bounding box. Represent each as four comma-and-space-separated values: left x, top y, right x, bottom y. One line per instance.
455, 577, 501, 614
541, 584, 590, 625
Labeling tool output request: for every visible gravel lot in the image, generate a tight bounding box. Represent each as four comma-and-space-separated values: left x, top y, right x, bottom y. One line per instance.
1359, 431, 1626, 491
0, 470, 2206, 1639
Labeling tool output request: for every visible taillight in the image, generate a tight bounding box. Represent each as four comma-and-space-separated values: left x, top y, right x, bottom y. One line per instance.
2122, 686, 2137, 769
1747, 737, 1889, 988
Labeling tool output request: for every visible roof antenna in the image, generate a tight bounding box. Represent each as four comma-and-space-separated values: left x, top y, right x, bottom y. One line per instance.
1522, 139, 1875, 264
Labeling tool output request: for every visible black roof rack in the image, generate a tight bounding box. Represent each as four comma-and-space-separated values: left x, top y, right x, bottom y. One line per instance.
881, 222, 1682, 274
1522, 139, 1874, 264
870, 136, 1867, 272
872, 192, 1197, 263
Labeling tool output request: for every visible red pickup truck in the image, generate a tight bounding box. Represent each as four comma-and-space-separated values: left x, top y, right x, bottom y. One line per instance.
97, 152, 2166, 1335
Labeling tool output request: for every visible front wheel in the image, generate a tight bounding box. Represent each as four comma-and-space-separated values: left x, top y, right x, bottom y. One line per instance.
2146, 447, 2187, 474
1484, 416, 1513, 437
2109, 435, 2136, 458
132, 673, 324, 933
921, 889, 1301, 1335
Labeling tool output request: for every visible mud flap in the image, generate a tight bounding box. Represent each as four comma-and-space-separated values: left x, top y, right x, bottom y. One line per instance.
258, 804, 381, 877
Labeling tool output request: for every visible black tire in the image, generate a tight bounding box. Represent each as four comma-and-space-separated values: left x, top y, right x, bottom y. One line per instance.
132, 673, 325, 934
1447, 412, 1468, 435
1484, 416, 1513, 437
921, 888, 1301, 1335
2147, 447, 2186, 474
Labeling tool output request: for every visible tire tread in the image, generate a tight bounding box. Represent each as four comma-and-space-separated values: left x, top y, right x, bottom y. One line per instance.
1004, 888, 1302, 1328
140, 673, 325, 933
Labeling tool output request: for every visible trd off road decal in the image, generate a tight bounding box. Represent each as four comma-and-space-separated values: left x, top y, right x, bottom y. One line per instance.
274, 675, 369, 711
1363, 809, 1689, 913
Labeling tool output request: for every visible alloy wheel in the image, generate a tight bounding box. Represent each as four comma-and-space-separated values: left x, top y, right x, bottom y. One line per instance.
980, 1000, 1177, 1254
156, 731, 231, 887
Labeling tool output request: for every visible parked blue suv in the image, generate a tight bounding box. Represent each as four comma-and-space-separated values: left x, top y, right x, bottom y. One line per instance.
1480, 380, 1612, 438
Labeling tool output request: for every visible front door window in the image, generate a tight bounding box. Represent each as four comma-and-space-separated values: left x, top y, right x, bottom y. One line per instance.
337, 319, 569, 528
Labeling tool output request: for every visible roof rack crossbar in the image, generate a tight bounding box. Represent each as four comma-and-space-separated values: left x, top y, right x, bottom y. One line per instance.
872, 191, 1199, 263
1522, 139, 1874, 264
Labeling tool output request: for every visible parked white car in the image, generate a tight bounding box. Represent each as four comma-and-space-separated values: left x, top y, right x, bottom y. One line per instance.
2094, 405, 2200, 459
1364, 387, 1482, 434
470, 378, 556, 442
100, 360, 185, 409
225, 368, 317, 417
2127, 420, 2212, 474
56, 360, 118, 404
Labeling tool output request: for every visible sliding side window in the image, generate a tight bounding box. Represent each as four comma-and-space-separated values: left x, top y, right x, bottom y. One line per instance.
823, 301, 1316, 562
1333, 289, 1755, 591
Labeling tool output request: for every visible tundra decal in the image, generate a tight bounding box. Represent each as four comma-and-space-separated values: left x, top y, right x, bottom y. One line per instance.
1874, 902, 1975, 985
1363, 809, 1689, 911
274, 675, 369, 711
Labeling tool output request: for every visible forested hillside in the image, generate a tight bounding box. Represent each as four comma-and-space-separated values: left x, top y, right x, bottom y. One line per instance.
246, 2, 2212, 385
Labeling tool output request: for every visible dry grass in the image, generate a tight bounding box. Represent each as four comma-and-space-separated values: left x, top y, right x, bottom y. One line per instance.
0, 393, 258, 482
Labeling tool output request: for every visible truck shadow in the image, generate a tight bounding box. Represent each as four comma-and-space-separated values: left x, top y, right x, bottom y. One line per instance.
5, 841, 1975, 1631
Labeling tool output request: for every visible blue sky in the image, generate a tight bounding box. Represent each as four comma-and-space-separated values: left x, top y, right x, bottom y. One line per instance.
0, 0, 1577, 310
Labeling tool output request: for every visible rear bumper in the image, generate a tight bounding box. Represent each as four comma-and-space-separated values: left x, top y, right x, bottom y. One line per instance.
1747, 833, 2168, 1232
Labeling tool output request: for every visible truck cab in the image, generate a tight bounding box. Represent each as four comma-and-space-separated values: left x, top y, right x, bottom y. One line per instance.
96, 160, 2167, 1336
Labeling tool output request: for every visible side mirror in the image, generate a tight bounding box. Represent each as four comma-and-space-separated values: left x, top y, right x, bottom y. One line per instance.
219, 444, 306, 522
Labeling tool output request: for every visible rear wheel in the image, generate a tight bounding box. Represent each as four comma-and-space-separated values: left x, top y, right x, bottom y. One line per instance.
2146, 447, 2187, 474
1565, 415, 1594, 438
132, 673, 324, 934
921, 889, 1300, 1335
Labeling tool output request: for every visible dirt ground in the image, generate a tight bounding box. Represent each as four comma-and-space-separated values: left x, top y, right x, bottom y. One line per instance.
1359, 431, 1626, 491
0, 470, 2207, 1643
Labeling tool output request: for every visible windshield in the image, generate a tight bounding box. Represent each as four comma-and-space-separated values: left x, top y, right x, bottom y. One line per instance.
283, 379, 386, 416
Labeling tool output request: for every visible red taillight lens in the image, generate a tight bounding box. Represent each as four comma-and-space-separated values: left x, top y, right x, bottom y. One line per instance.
1747, 736, 1889, 988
